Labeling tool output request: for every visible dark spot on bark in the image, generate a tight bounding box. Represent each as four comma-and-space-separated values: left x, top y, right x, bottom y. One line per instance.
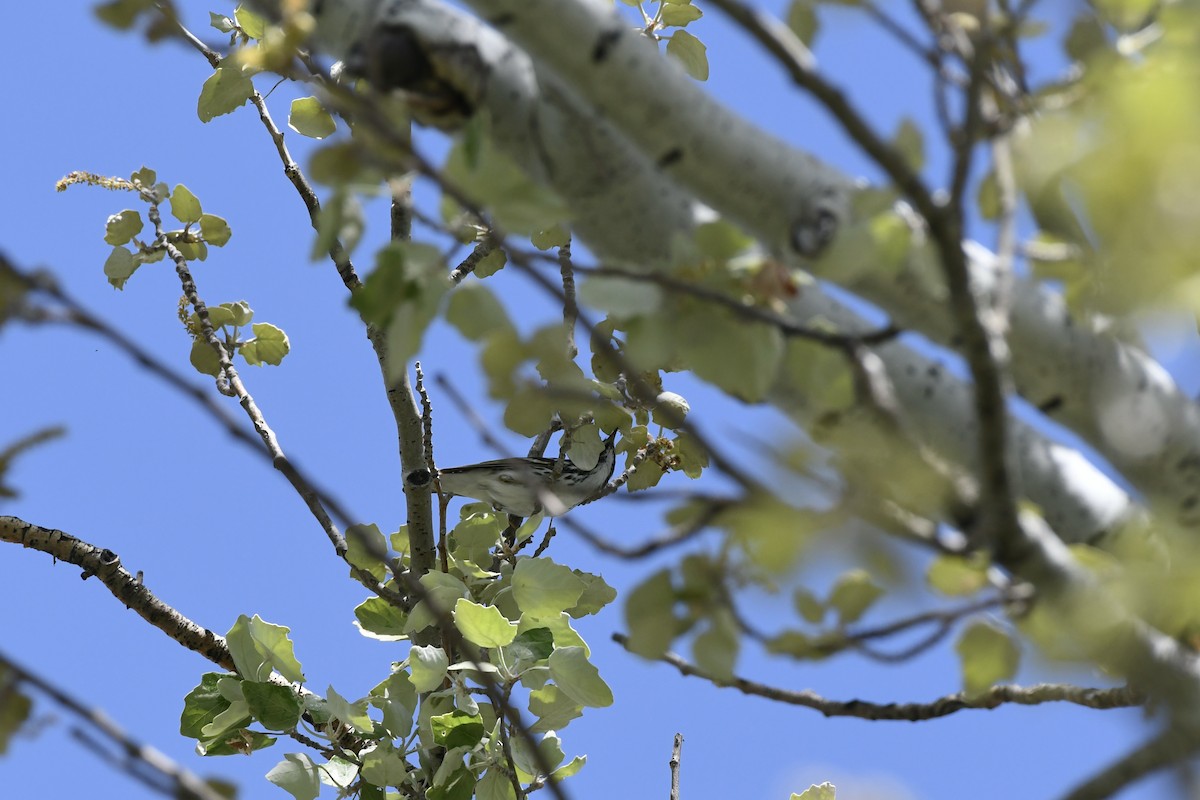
593, 28, 622, 62
657, 147, 683, 168
789, 210, 839, 257
406, 469, 432, 487
346, 25, 432, 90
1037, 395, 1064, 414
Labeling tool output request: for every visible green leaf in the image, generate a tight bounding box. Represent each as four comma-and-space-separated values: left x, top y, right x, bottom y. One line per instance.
567, 570, 617, 618
442, 129, 571, 235
197, 65, 254, 122
453, 598, 519, 648
319, 757, 360, 791
446, 283, 514, 342
289, 96, 336, 139
405, 571, 470, 635
476, 767, 518, 800
717, 496, 818, 572
104, 247, 138, 289
693, 220, 754, 260
266, 753, 321, 800
409, 645, 450, 692
474, 248, 507, 278
512, 558, 587, 619
309, 142, 385, 188
578, 275, 662, 318
794, 782, 837, 800
927, 553, 990, 596
793, 587, 826, 624
351, 242, 448, 377
662, 3, 702, 26
956, 620, 1020, 698
827, 570, 884, 625
692, 613, 738, 681
503, 628, 555, 671
552, 755, 586, 780
354, 596, 408, 640
431, 710, 485, 749
623, 569, 678, 658
786, 1, 819, 46
199, 683, 251, 743
360, 742, 410, 789
345, 523, 388, 581
0, 673, 30, 755
170, 184, 203, 224
180, 673, 232, 739
547, 646, 613, 708
531, 225, 571, 250
372, 671, 417, 740
666, 30, 709, 81
94, 0, 154, 29
189, 338, 222, 377
200, 214, 232, 246
677, 307, 783, 402
234, 4, 267, 39
210, 12, 235, 32
225, 614, 305, 684
242, 681, 302, 731
324, 686, 374, 734
976, 170, 1000, 220
528, 684, 583, 733
510, 729, 566, 779
104, 210, 143, 245
427, 765, 476, 800
241, 322, 290, 366
892, 117, 924, 172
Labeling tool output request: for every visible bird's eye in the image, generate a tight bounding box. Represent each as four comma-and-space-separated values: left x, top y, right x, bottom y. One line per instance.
497, 474, 518, 484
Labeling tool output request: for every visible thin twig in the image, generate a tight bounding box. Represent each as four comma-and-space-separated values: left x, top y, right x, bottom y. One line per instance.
562, 499, 729, 559
708, 0, 1020, 553
0, 648, 229, 800
172, 12, 439, 588
559, 239, 579, 360
613, 632, 1143, 720
0, 515, 234, 670
669, 733, 683, 800
1060, 728, 1200, 800
563, 259, 900, 349
449, 239, 498, 284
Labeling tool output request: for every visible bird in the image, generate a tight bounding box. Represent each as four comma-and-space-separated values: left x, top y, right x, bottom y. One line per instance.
436, 431, 619, 517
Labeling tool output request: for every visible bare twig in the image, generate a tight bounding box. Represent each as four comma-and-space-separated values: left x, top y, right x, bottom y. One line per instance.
0, 648, 229, 800
0, 515, 233, 670
434, 373, 514, 457
561, 259, 900, 349
449, 239, 498, 284
171, 13, 439, 587
613, 632, 1143, 720
669, 733, 683, 800
1060, 728, 1200, 800
562, 499, 728, 559
559, 239, 579, 360
2, 257, 359, 527
708, 0, 1020, 552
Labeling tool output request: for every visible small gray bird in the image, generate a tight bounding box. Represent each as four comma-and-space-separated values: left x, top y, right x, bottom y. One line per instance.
437, 431, 618, 517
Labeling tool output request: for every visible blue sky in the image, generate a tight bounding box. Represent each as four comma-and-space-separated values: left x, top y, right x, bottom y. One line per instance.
0, 2, 1181, 799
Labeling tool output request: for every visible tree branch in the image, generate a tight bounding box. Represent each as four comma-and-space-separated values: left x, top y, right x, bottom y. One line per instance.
613, 632, 1143, 721
0, 515, 233, 670
1060, 727, 1200, 800
0, 648, 230, 800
